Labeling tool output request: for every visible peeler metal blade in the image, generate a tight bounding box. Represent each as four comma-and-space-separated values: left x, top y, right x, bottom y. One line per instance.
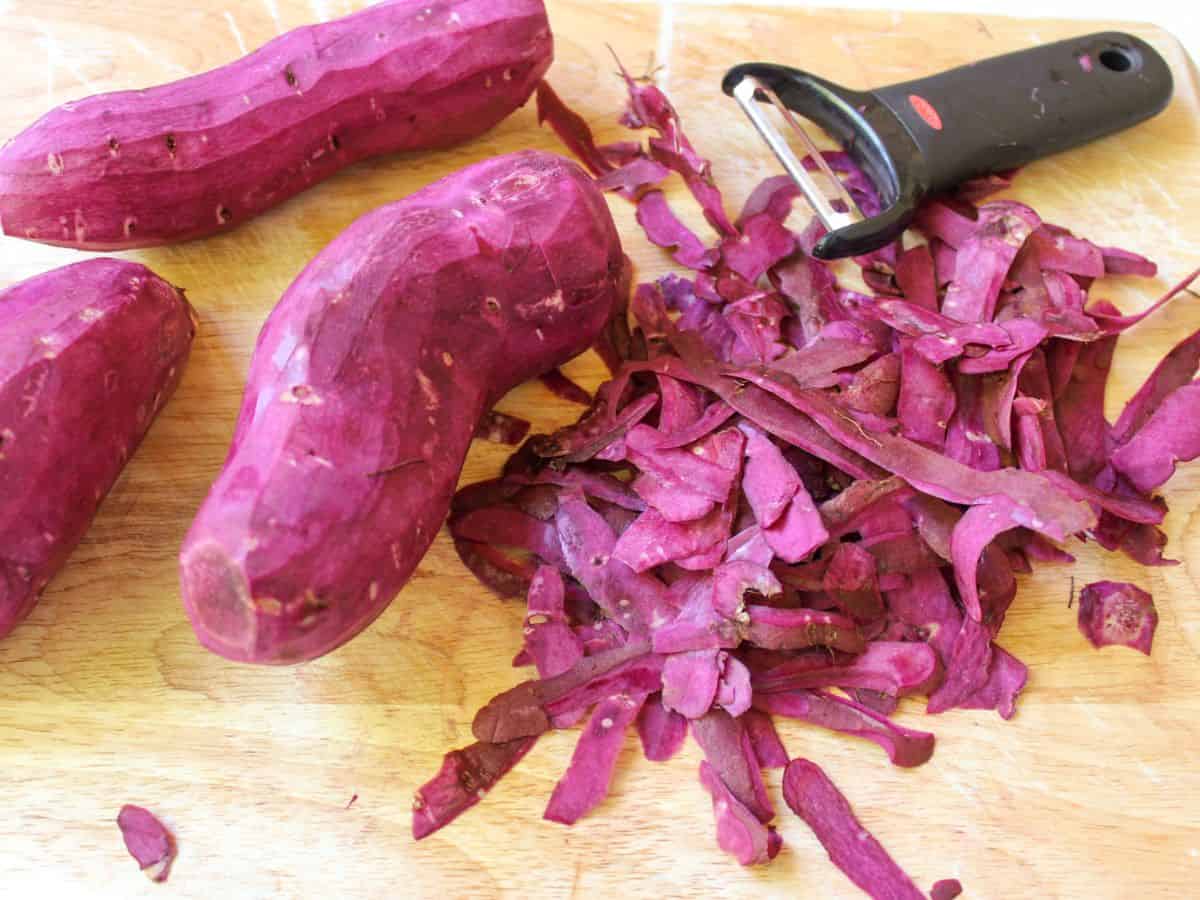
729, 75, 861, 235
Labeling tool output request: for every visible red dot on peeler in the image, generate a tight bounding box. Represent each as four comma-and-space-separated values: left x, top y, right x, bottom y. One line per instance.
908, 94, 943, 131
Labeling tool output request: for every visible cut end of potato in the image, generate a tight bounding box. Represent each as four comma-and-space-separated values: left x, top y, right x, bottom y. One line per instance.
179, 541, 257, 661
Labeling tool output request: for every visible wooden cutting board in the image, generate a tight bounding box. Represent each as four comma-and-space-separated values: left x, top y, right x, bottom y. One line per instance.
2, 2, 1199, 897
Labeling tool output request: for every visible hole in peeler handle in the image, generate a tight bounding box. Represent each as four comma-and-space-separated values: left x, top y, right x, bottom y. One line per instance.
1099, 46, 1137, 73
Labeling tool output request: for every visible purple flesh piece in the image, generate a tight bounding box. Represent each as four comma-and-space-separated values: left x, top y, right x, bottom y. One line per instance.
927, 616, 993, 715
957, 644, 1027, 719
1100, 245, 1157, 277
931, 878, 965, 900
545, 693, 648, 825
941, 202, 1040, 323
742, 708, 789, 769
413, 738, 538, 840
745, 604, 866, 654
898, 345, 955, 449
636, 190, 718, 270
662, 648, 722, 718
1113, 327, 1200, 444
740, 423, 802, 529
691, 709, 774, 824
117, 805, 176, 883
523, 566, 585, 679
723, 214, 796, 282
756, 689, 935, 767
1077, 581, 1158, 655
754, 641, 939, 697
1111, 383, 1200, 494
762, 482, 829, 563
715, 652, 754, 716
699, 761, 778, 866
637, 693, 690, 761
783, 759, 926, 900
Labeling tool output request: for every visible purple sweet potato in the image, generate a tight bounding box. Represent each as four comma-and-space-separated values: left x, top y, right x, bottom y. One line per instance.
0, 0, 553, 250
180, 151, 624, 663
1, 259, 195, 639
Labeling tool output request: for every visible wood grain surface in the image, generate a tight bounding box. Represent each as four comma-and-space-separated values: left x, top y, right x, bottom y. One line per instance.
2, 2, 1199, 897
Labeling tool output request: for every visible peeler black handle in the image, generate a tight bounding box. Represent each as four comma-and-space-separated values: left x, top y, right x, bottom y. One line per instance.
872, 32, 1173, 195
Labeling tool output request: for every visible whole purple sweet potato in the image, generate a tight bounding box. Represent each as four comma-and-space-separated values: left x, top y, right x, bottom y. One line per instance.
0, 0, 552, 250
0, 259, 196, 638
180, 149, 625, 664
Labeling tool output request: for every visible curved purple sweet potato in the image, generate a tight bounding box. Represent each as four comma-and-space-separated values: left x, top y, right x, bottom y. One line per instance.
1, 259, 195, 639
0, 0, 552, 250
180, 150, 625, 664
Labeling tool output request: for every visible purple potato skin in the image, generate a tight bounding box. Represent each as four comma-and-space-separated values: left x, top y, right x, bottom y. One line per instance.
0, 259, 197, 638
181, 150, 626, 665
0, 0, 552, 250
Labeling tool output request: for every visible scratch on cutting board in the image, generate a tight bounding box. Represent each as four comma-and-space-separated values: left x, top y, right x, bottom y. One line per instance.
36, 26, 98, 98
1072, 695, 1110, 731
126, 36, 191, 78
37, 32, 55, 103
568, 861, 583, 900
223, 11, 249, 55
831, 33, 869, 82
944, 771, 978, 802
655, 0, 675, 90
263, 0, 285, 34
1139, 762, 1163, 785
1148, 179, 1183, 213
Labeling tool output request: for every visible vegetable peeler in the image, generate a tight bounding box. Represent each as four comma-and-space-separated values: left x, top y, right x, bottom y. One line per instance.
723, 32, 1173, 259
